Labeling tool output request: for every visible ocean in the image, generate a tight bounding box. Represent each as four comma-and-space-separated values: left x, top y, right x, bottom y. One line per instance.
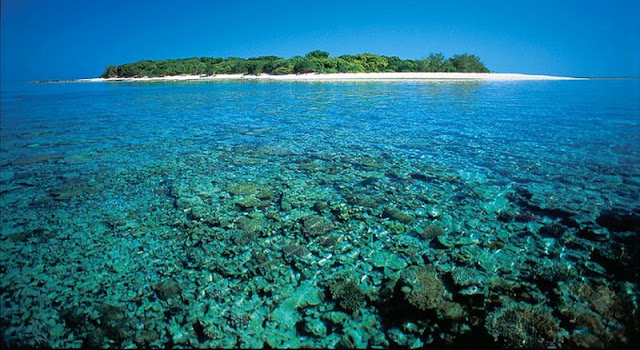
1, 79, 639, 348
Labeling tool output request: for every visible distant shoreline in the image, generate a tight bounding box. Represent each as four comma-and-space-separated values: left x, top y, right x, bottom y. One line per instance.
36, 72, 584, 83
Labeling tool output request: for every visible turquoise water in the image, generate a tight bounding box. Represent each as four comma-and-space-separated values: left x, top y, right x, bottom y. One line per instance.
1, 80, 639, 348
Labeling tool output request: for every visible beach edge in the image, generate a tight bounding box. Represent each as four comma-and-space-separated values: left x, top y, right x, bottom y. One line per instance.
40, 72, 585, 83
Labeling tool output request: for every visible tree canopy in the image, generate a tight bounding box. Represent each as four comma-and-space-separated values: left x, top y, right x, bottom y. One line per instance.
101, 51, 490, 78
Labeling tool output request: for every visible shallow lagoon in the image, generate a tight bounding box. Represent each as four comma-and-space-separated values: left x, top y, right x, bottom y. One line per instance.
1, 80, 639, 348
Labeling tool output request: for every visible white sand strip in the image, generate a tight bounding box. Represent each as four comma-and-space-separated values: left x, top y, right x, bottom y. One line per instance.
76, 72, 582, 83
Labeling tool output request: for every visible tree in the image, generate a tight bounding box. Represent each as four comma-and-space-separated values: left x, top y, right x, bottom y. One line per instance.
387, 56, 417, 72
102, 65, 118, 78
426, 53, 445, 72
247, 61, 265, 75
305, 50, 330, 59
441, 60, 457, 72
99, 51, 490, 77
450, 54, 489, 72
418, 57, 431, 72
292, 57, 320, 73
212, 58, 248, 74
272, 60, 294, 74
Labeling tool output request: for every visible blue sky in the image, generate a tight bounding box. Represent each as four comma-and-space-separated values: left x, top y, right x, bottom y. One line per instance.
1, 0, 638, 82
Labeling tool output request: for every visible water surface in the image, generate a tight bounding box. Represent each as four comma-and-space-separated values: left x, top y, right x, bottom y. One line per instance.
1, 80, 639, 348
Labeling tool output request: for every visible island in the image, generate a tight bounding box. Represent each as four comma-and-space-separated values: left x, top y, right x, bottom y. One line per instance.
101, 51, 491, 78
36, 51, 581, 83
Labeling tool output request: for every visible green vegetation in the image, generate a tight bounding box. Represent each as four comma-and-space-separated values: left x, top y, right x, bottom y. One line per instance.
101, 51, 490, 78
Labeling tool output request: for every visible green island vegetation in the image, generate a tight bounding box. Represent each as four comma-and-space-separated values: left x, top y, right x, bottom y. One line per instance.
101, 51, 490, 78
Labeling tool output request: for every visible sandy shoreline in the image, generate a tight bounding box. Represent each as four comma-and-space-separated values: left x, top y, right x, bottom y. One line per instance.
73, 72, 582, 83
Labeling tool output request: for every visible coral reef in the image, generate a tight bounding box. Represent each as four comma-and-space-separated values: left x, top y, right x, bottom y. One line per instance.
1, 81, 638, 348
485, 303, 564, 348
151, 281, 181, 301
301, 215, 334, 236
417, 224, 444, 240
405, 267, 447, 311
329, 279, 367, 311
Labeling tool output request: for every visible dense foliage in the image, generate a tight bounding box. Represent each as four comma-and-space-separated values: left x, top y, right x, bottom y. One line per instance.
101, 51, 490, 78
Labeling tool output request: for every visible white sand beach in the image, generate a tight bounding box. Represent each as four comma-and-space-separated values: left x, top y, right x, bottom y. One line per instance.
78, 72, 581, 83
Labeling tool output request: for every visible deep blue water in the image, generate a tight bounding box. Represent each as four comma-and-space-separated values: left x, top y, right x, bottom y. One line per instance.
1, 80, 639, 348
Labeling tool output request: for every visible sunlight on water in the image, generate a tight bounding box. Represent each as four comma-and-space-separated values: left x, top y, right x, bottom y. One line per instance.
1, 80, 639, 348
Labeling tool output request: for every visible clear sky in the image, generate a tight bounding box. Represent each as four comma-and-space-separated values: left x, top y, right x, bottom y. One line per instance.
1, 0, 639, 82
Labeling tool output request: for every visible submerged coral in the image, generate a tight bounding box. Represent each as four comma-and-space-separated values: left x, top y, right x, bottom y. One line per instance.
1, 81, 638, 348
406, 267, 447, 311
485, 303, 564, 348
417, 224, 444, 240
329, 279, 367, 311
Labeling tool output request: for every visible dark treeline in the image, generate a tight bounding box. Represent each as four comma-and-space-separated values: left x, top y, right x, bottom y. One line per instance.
101, 51, 490, 78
